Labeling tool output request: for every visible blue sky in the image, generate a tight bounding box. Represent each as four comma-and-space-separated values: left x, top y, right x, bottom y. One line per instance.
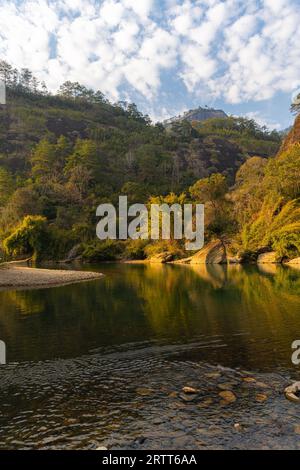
0, 0, 299, 129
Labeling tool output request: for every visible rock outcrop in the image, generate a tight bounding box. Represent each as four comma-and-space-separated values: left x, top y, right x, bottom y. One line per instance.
257, 252, 281, 264
148, 252, 174, 263
287, 257, 300, 264
189, 240, 227, 265
278, 114, 300, 154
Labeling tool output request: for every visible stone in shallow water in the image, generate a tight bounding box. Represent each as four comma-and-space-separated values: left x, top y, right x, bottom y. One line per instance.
218, 390, 237, 403
135, 387, 154, 396
205, 372, 221, 379
294, 425, 300, 434
182, 386, 198, 394
198, 398, 214, 408
255, 393, 268, 403
243, 377, 256, 383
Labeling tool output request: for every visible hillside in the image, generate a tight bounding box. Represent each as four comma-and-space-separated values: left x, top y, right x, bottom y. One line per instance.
0, 61, 288, 263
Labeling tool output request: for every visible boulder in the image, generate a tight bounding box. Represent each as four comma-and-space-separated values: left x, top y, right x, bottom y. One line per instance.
66, 244, 82, 261
257, 252, 281, 264
148, 252, 174, 263
287, 257, 300, 264
190, 240, 227, 265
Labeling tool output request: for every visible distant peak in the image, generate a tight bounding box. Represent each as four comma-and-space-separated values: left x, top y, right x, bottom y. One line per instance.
164, 106, 227, 126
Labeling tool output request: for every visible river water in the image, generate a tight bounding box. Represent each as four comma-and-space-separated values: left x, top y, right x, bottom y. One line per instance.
0, 263, 300, 449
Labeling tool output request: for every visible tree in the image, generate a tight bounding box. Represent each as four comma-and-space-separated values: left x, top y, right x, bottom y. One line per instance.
31, 138, 56, 180
0, 168, 14, 206
265, 143, 300, 199
189, 173, 228, 206
3, 215, 48, 260
0, 60, 13, 85
190, 173, 232, 238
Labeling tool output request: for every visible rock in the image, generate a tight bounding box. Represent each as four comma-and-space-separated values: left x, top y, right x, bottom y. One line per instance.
171, 256, 193, 264
257, 252, 281, 264
66, 244, 82, 261
136, 387, 154, 396
96, 446, 108, 451
294, 425, 300, 434
179, 393, 197, 402
190, 240, 227, 265
217, 382, 237, 390
234, 423, 241, 431
218, 390, 237, 403
255, 393, 268, 403
287, 257, 300, 264
255, 381, 270, 389
148, 252, 174, 263
198, 398, 214, 408
284, 382, 300, 403
182, 386, 198, 394
279, 114, 300, 153
243, 377, 256, 383
205, 372, 221, 379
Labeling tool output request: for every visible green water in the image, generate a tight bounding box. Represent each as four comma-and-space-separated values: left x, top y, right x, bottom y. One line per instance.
1, 263, 300, 371
1, 263, 300, 449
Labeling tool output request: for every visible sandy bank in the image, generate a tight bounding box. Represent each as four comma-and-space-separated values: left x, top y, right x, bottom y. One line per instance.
0, 265, 103, 291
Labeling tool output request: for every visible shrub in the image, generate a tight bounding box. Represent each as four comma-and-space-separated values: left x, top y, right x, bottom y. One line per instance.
3, 215, 48, 261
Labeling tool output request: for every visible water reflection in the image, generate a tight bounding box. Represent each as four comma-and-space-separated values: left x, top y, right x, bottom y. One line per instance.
0, 263, 300, 371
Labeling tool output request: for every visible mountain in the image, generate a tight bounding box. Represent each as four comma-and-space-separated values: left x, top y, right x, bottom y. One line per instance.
164, 106, 227, 127
0, 61, 285, 262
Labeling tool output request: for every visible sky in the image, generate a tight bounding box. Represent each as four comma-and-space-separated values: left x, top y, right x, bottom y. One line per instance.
0, 0, 299, 130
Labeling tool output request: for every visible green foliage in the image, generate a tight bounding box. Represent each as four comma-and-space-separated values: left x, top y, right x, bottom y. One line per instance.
241, 198, 300, 258
3, 215, 48, 260
144, 240, 184, 259
265, 143, 300, 199
124, 239, 148, 260
0, 168, 14, 206
82, 240, 123, 262
190, 173, 228, 203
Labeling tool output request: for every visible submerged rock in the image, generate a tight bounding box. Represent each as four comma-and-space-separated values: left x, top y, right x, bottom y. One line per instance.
218, 390, 237, 403
255, 393, 268, 403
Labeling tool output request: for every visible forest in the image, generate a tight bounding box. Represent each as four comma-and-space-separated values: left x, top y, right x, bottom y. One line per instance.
0, 60, 299, 264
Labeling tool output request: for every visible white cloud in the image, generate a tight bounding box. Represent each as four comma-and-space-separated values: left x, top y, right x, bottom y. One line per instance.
244, 111, 281, 131
0, 0, 299, 110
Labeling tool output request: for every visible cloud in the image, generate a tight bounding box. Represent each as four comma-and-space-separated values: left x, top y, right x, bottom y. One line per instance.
244, 111, 281, 131
0, 0, 299, 111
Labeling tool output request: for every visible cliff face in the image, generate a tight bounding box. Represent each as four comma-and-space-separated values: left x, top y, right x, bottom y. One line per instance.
164, 106, 227, 126
279, 114, 300, 153
181, 107, 227, 122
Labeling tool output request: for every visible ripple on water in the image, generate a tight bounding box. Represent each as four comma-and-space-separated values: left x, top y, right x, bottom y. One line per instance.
0, 343, 299, 450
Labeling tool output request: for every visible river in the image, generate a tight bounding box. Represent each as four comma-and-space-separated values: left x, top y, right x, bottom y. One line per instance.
0, 263, 300, 449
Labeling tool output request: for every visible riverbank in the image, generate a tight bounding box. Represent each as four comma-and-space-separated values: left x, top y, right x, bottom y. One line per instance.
0, 264, 103, 291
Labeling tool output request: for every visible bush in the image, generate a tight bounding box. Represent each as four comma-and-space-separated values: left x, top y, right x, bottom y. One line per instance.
82, 240, 123, 261
3, 215, 48, 261
124, 239, 148, 260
